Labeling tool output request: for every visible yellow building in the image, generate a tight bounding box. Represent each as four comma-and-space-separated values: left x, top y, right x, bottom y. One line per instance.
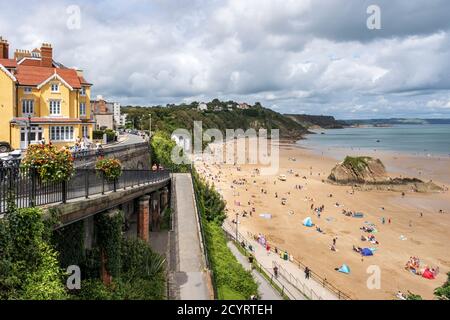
0, 37, 94, 150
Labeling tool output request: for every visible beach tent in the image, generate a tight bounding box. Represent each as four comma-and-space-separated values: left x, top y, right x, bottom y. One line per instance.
303, 217, 313, 227
422, 269, 435, 280
338, 264, 350, 274
361, 248, 374, 256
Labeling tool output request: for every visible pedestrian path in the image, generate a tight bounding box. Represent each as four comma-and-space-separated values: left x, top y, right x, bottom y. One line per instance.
223, 222, 340, 300
173, 173, 210, 300
227, 242, 282, 300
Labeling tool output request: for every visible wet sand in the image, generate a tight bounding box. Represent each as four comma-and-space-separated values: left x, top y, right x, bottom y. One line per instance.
195, 140, 450, 300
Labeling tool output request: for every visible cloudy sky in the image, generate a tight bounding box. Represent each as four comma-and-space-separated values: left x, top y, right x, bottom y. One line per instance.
1, 0, 450, 119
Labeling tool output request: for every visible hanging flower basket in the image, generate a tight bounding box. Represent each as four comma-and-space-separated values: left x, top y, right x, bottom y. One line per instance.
95, 158, 123, 181
21, 143, 74, 182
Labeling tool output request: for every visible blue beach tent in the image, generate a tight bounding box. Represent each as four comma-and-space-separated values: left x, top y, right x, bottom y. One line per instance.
338, 264, 350, 274
361, 248, 374, 256
303, 217, 313, 227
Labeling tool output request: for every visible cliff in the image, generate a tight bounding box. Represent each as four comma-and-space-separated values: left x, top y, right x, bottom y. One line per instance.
328, 156, 443, 192
284, 114, 345, 129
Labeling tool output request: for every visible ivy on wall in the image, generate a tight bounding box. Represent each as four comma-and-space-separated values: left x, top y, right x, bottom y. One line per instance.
52, 220, 85, 269
0, 207, 67, 300
95, 211, 124, 278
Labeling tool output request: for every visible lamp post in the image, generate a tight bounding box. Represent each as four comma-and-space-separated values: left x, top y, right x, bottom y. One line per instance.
148, 113, 152, 138
235, 212, 239, 242
27, 114, 32, 147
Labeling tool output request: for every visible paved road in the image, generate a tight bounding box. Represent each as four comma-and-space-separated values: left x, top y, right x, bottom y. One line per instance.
227, 242, 282, 300
173, 173, 210, 300
111, 133, 145, 147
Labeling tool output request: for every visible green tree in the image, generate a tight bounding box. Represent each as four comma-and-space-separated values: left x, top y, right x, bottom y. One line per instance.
0, 207, 67, 300
435, 272, 450, 300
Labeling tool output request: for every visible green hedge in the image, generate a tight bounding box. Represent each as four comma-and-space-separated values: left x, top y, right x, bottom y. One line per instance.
192, 170, 258, 300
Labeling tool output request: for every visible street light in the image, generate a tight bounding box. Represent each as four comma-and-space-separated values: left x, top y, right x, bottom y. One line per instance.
27, 114, 32, 147
235, 212, 239, 242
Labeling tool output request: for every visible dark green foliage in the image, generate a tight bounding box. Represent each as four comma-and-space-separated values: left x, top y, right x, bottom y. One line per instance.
192, 169, 258, 300
435, 272, 450, 300
95, 211, 124, 278
151, 131, 190, 172
204, 222, 258, 300
343, 156, 372, 172
192, 170, 226, 225
406, 292, 423, 300
122, 100, 308, 140
73, 238, 166, 300
52, 220, 85, 269
0, 207, 67, 300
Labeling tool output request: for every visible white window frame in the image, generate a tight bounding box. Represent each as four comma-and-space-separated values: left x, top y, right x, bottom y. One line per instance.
80, 87, 86, 96
49, 100, 61, 116
50, 126, 74, 142
82, 125, 89, 139
51, 83, 59, 93
22, 99, 34, 116
80, 102, 86, 116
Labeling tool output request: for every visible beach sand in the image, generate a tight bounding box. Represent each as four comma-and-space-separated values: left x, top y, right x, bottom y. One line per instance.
195, 140, 450, 300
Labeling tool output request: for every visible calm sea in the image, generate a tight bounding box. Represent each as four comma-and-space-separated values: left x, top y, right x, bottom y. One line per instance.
300, 124, 450, 156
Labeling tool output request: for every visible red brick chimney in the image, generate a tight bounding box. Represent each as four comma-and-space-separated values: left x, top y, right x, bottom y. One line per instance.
0, 36, 9, 59
40, 43, 53, 67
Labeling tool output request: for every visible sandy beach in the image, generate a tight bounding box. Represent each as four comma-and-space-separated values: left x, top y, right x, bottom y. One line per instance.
195, 139, 450, 300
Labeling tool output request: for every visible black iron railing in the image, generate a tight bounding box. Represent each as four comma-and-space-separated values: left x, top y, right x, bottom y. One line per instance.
0, 167, 170, 213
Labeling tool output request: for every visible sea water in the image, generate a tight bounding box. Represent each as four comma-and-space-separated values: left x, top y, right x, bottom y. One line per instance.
300, 124, 450, 156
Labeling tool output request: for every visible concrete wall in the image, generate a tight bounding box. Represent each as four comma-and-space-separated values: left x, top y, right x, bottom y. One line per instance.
74, 142, 151, 170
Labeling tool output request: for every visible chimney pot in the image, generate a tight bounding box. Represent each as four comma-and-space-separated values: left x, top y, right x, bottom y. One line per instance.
0, 36, 9, 59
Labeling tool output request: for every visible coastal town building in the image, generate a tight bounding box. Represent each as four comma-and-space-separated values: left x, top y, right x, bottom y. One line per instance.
197, 102, 208, 111
237, 103, 250, 110
0, 36, 93, 150
91, 95, 116, 130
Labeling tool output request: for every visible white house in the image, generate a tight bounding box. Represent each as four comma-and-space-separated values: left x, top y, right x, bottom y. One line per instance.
171, 132, 191, 152
113, 102, 122, 127
197, 103, 208, 111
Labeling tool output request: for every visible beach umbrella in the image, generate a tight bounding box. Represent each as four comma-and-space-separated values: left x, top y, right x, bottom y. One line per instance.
338, 264, 350, 274
303, 217, 313, 227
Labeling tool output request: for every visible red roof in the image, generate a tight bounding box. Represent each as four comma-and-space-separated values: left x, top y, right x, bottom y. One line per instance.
0, 58, 17, 68
15, 65, 88, 89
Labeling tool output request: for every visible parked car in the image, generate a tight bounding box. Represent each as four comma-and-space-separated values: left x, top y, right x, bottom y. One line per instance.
0, 142, 11, 153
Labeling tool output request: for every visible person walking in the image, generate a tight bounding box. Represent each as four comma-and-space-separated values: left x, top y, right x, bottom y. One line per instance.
273, 265, 279, 278
305, 267, 311, 279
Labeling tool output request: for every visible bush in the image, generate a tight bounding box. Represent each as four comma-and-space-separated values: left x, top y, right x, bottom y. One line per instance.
151, 131, 190, 172
93, 130, 104, 140
205, 221, 257, 300
435, 272, 450, 300
0, 207, 67, 300
192, 169, 257, 300
95, 158, 123, 181
21, 143, 74, 182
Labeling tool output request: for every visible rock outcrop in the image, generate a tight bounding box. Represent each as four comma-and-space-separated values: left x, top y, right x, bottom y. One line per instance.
328, 156, 389, 184
328, 156, 443, 192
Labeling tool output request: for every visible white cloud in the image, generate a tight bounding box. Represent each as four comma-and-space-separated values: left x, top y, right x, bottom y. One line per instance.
0, 0, 449, 118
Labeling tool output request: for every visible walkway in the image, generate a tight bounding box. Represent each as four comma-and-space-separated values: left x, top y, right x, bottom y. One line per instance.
227, 242, 282, 300
223, 222, 340, 300
172, 173, 210, 300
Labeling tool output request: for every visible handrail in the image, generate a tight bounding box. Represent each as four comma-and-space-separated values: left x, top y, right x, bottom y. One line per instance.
0, 168, 171, 213
243, 228, 352, 300
222, 227, 298, 300
189, 168, 218, 299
